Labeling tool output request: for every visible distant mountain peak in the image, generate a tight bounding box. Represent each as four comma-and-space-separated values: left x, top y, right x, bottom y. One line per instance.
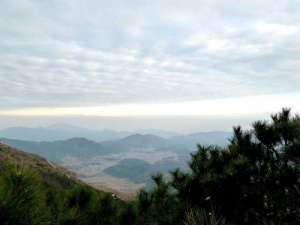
121, 133, 165, 140
47, 123, 85, 131
135, 129, 180, 138
61, 137, 98, 144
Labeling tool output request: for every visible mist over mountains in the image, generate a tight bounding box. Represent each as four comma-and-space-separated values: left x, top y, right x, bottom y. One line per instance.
0, 131, 230, 162
0, 123, 132, 142
0, 123, 231, 161
0, 123, 180, 142
0, 123, 231, 191
0, 122, 230, 141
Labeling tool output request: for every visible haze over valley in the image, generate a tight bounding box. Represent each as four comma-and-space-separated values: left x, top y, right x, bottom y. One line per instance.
0, 123, 231, 192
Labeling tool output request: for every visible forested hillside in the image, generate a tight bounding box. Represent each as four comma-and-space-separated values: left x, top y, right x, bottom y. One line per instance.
0, 108, 299, 224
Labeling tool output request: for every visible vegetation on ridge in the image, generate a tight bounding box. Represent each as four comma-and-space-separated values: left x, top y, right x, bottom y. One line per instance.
0, 108, 299, 224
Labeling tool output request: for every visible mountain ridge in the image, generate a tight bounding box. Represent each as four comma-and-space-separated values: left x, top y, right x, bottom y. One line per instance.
0, 124, 231, 146
0, 141, 132, 200
0, 130, 231, 193
0, 125, 134, 142
0, 141, 77, 189
0, 130, 231, 163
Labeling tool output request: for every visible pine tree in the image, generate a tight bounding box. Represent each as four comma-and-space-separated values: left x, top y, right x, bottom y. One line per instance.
169, 108, 300, 224
0, 165, 50, 224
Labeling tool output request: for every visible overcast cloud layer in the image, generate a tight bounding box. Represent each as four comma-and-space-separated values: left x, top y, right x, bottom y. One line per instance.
0, 0, 299, 111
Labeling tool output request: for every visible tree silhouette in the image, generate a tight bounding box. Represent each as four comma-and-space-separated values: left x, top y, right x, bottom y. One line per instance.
170, 108, 300, 224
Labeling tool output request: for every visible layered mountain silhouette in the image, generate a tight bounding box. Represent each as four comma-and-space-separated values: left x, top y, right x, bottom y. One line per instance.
0, 129, 231, 163
0, 123, 180, 142
0, 128, 231, 190
0, 124, 134, 142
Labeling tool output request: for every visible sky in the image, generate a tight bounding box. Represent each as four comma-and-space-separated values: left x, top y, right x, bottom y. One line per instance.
0, 0, 299, 132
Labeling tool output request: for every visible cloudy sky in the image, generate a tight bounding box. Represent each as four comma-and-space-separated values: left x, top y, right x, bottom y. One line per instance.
0, 0, 299, 131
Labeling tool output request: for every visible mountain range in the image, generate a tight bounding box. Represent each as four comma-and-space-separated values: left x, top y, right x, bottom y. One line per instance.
0, 131, 231, 163
0, 123, 230, 145
0, 124, 131, 142
0, 124, 231, 191
0, 123, 179, 142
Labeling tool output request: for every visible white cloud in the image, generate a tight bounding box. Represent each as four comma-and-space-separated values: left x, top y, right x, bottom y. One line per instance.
0, 0, 299, 115
1, 92, 299, 117
256, 21, 299, 35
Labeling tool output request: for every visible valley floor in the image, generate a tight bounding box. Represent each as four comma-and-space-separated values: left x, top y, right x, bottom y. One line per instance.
60, 148, 180, 193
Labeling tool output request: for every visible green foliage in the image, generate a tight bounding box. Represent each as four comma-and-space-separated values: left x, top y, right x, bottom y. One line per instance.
118, 201, 137, 225
87, 192, 118, 225
182, 207, 229, 225
169, 108, 300, 224
131, 108, 300, 225
0, 165, 50, 224
42, 171, 77, 190
133, 173, 184, 225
